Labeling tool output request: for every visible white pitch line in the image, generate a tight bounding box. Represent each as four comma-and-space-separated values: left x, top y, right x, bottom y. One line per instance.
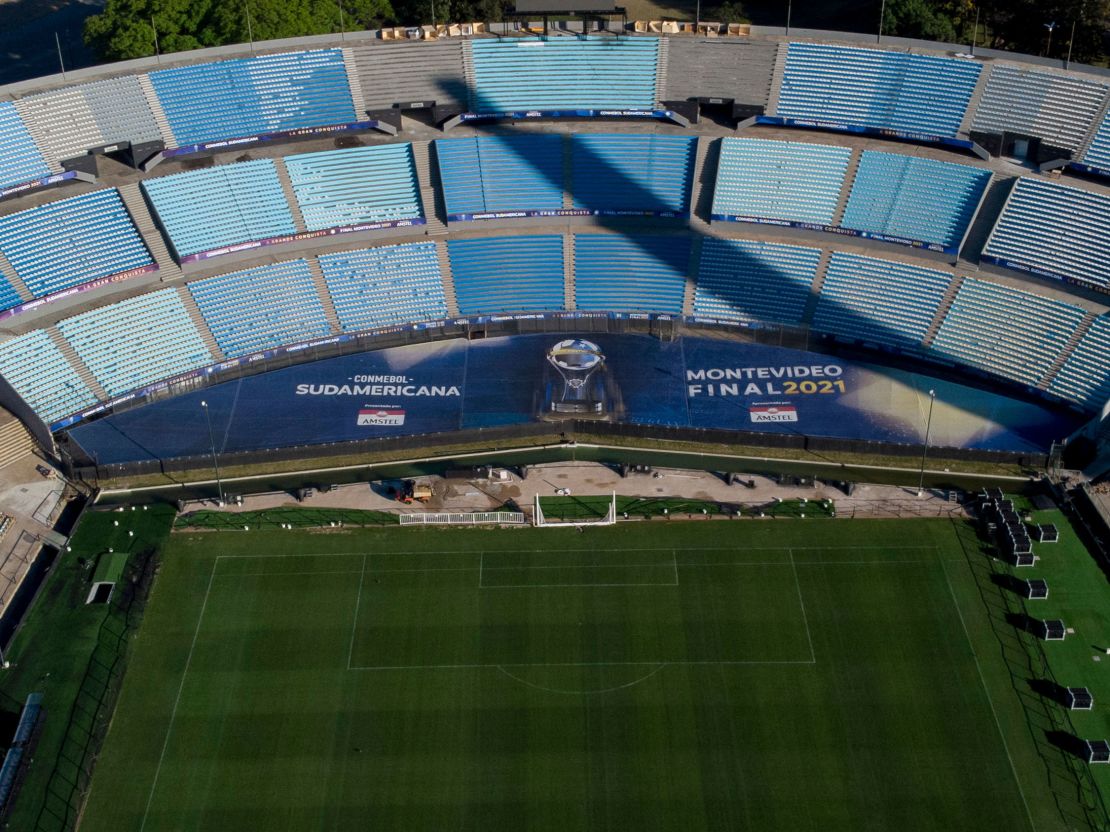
139, 559, 219, 832
348, 659, 817, 671
672, 549, 680, 587
787, 548, 817, 664
345, 554, 367, 672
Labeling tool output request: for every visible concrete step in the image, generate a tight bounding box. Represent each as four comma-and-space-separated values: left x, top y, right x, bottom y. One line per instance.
563, 135, 574, 209
688, 135, 714, 228
411, 141, 448, 235
655, 37, 669, 104
12, 100, 64, 174
138, 74, 177, 149
1039, 311, 1096, 390
434, 240, 459, 317
922, 274, 965, 348
306, 257, 344, 332
563, 233, 576, 310
175, 285, 224, 359
46, 326, 107, 401
0, 420, 33, 470
341, 46, 368, 116
117, 182, 182, 279
831, 149, 861, 226
764, 42, 788, 115
273, 158, 308, 233
0, 251, 32, 302
683, 233, 702, 316
800, 249, 833, 325
959, 176, 1015, 264
958, 63, 992, 136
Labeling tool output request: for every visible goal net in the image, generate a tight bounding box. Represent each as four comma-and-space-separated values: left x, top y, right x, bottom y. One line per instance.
533, 491, 618, 527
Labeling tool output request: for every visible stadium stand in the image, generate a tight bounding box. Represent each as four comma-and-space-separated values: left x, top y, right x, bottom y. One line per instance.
982, 176, 1110, 292
0, 102, 51, 189
574, 234, 689, 313
58, 289, 213, 396
141, 160, 297, 260
775, 43, 980, 138
570, 134, 695, 215
467, 37, 659, 111
353, 40, 468, 112
148, 49, 357, 146
0, 189, 153, 300
663, 38, 776, 106
1081, 109, 1110, 172
931, 277, 1086, 385
0, 274, 22, 315
0, 329, 97, 423
435, 134, 563, 218
1048, 315, 1110, 410
839, 151, 991, 251
283, 143, 423, 231
711, 137, 852, 225
188, 260, 331, 356
318, 243, 448, 330
13, 76, 162, 167
971, 65, 1107, 154
813, 252, 953, 350
448, 236, 564, 314
693, 238, 820, 324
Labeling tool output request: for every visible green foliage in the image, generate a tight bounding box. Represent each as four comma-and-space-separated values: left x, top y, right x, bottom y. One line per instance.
883, 0, 959, 42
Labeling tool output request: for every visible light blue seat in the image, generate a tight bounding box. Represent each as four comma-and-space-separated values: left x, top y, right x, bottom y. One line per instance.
142, 160, 296, 260
189, 260, 331, 356
436, 135, 563, 217
149, 49, 356, 146
0, 329, 97, 424
468, 37, 659, 111
1082, 110, 1110, 172
840, 152, 991, 250
571, 134, 695, 215
813, 252, 953, 351
982, 177, 1110, 292
0, 102, 50, 189
0, 189, 153, 300
1048, 315, 1110, 410
712, 137, 851, 225
574, 234, 688, 314
319, 243, 448, 330
931, 277, 1086, 384
58, 289, 213, 396
284, 144, 423, 231
777, 42, 981, 138
448, 236, 564, 314
693, 238, 819, 324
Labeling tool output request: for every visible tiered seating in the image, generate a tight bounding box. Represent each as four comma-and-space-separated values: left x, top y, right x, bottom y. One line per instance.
353, 41, 468, 111
971, 65, 1107, 153
284, 144, 423, 231
570, 134, 695, 215
1048, 315, 1110, 410
840, 152, 991, 251
693, 238, 819, 324
0, 190, 152, 300
982, 177, 1110, 291
448, 236, 564, 314
148, 49, 356, 146
574, 234, 689, 314
58, 289, 213, 396
1081, 109, 1110, 172
141, 160, 296, 260
931, 277, 1086, 385
188, 260, 331, 356
0, 330, 97, 423
711, 137, 851, 225
813, 252, 953, 350
318, 243, 448, 331
436, 135, 563, 217
0, 102, 50, 189
776, 43, 980, 138
468, 37, 659, 111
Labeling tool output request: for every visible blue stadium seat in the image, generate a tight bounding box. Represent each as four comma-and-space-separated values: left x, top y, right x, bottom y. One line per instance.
58, 289, 213, 396
189, 260, 331, 356
1082, 111, 1110, 172
448, 236, 564, 314
284, 144, 423, 231
142, 160, 296, 260
982, 177, 1110, 292
436, 134, 563, 217
1048, 315, 1110, 410
570, 134, 695, 215
149, 49, 357, 146
840, 152, 991, 251
693, 238, 819, 324
0, 102, 50, 189
813, 252, 953, 351
575, 234, 689, 314
0, 329, 97, 423
318, 243, 448, 330
0, 189, 153, 300
468, 37, 659, 111
777, 43, 981, 138
712, 137, 851, 225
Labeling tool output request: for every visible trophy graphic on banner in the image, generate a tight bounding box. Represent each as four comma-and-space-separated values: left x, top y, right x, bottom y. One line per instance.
543, 338, 609, 417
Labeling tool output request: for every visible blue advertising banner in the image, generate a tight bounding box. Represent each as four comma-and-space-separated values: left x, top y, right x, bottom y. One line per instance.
709, 214, 953, 254
161, 121, 384, 158
459, 109, 676, 123
754, 116, 976, 151
0, 170, 80, 201
449, 208, 685, 222
69, 334, 1076, 464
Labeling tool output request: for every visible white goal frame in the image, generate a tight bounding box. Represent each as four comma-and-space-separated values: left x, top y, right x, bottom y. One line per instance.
533, 491, 618, 527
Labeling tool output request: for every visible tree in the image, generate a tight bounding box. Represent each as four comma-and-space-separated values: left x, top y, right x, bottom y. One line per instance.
883, 0, 960, 42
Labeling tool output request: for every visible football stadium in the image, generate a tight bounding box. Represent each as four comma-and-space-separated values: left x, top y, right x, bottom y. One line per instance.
0, 7, 1107, 831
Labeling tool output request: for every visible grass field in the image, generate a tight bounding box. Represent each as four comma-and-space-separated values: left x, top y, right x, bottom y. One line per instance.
66, 512, 1110, 832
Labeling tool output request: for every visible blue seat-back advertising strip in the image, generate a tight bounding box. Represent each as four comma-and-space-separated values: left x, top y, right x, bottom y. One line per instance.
69, 334, 1075, 464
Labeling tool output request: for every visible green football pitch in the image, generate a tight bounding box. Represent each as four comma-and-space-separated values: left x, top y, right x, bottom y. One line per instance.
75, 518, 1095, 831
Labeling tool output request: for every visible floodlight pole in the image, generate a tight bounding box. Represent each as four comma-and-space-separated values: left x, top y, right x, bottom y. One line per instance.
200, 401, 225, 506
917, 389, 936, 497
1065, 19, 1076, 68
245, 1, 255, 54
970, 6, 979, 55
338, 0, 346, 39
152, 15, 161, 62
54, 32, 66, 81
786, 0, 792, 35
877, 0, 886, 42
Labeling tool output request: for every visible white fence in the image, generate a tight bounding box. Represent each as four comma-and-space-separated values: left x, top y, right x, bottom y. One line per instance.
399, 511, 526, 526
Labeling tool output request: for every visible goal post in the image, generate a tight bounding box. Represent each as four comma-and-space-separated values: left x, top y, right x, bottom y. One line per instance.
533, 491, 618, 527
